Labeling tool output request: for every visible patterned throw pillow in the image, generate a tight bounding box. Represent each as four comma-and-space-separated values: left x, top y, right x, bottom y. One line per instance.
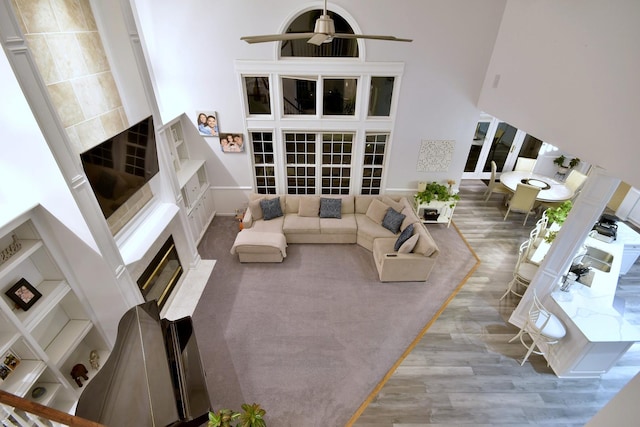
382, 208, 406, 234
319, 198, 342, 218
260, 197, 283, 220
394, 223, 415, 251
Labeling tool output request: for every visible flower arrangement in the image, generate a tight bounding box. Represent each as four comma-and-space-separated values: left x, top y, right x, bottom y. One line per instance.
414, 181, 460, 208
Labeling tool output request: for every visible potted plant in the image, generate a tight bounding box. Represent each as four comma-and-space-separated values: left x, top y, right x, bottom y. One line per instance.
414, 181, 460, 208
569, 157, 580, 169
543, 201, 573, 243
208, 403, 267, 427
553, 155, 568, 175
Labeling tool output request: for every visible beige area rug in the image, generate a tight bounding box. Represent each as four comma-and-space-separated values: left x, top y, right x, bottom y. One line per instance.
193, 217, 478, 427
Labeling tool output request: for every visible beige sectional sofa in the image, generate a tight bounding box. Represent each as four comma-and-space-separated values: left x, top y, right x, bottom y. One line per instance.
232, 193, 440, 282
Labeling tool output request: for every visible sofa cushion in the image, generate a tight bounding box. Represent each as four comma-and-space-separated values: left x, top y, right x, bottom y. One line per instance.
299, 196, 320, 217
394, 223, 414, 251
413, 227, 439, 257
283, 214, 320, 234
249, 197, 265, 220
382, 196, 405, 213
320, 214, 357, 234
285, 195, 300, 214
320, 197, 342, 218
398, 233, 420, 254
382, 208, 406, 234
260, 197, 283, 220
365, 199, 390, 224
400, 206, 419, 230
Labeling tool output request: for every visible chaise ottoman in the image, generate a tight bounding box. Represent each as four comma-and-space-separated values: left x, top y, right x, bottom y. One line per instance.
230, 230, 288, 263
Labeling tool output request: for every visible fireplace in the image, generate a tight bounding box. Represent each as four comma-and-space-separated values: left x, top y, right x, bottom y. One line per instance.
137, 236, 183, 310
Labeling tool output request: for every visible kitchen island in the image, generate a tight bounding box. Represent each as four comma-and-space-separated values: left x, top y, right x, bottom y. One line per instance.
544, 236, 640, 377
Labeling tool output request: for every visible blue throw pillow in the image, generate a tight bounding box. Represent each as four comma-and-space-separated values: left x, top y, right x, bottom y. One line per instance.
319, 198, 342, 218
394, 223, 415, 251
382, 208, 406, 234
260, 197, 283, 220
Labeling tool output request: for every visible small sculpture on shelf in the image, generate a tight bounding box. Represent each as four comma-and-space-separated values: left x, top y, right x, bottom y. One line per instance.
71, 363, 89, 387
89, 350, 100, 370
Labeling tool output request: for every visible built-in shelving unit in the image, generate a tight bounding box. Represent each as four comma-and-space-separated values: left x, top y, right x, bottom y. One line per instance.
166, 118, 215, 243
0, 214, 109, 421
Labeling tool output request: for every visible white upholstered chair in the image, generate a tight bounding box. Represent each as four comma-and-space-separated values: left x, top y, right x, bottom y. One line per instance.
500, 240, 538, 300
509, 291, 566, 366
565, 170, 588, 194
514, 157, 536, 173
483, 161, 511, 203
504, 183, 540, 226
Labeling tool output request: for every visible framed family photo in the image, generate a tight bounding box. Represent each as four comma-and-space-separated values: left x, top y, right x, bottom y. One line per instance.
195, 111, 219, 137
6, 278, 42, 311
219, 133, 245, 153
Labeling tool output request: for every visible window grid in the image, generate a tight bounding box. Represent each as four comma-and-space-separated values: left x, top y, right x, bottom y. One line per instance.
124, 121, 150, 177
251, 132, 276, 194
361, 133, 388, 195
285, 133, 316, 195
321, 133, 353, 194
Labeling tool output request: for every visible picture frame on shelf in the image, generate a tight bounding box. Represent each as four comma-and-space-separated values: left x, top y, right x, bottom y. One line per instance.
196, 111, 219, 137
0, 365, 10, 381
3, 350, 20, 371
5, 278, 42, 311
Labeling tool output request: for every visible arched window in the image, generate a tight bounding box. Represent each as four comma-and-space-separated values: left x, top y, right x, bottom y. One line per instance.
280, 10, 358, 58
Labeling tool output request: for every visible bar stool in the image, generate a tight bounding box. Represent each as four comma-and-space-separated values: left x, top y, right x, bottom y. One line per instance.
509, 292, 566, 366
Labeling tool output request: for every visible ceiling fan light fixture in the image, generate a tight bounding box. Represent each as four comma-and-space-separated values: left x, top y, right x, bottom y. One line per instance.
313, 14, 335, 34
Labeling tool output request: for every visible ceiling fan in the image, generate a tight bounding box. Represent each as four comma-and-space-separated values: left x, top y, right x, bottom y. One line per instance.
240, 0, 412, 46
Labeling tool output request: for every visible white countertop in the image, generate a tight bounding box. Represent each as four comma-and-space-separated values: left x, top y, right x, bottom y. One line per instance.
551, 236, 640, 342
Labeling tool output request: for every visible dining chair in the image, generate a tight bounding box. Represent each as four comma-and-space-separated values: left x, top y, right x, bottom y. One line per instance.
483, 160, 511, 203
500, 240, 538, 300
503, 183, 541, 226
514, 157, 536, 173
509, 291, 567, 366
564, 170, 588, 194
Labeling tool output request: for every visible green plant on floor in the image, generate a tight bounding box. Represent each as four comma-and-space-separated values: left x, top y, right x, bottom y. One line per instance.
545, 200, 573, 227
208, 403, 267, 427
414, 181, 460, 207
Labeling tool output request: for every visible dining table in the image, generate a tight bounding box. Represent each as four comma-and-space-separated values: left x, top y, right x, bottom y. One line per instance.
500, 171, 574, 203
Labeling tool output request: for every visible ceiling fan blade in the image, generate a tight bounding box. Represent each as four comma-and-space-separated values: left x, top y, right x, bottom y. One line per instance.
307, 33, 331, 46
241, 32, 316, 44
333, 33, 413, 43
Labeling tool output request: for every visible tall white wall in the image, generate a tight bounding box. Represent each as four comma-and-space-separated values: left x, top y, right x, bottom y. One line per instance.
478, 0, 640, 188
132, 0, 506, 208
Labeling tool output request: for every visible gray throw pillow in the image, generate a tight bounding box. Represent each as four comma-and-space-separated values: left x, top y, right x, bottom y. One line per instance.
260, 197, 283, 220
394, 223, 414, 251
319, 198, 342, 218
382, 208, 406, 234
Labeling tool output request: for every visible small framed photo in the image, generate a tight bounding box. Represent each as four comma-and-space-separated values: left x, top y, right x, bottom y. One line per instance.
0, 365, 10, 381
5, 278, 42, 311
219, 133, 245, 153
196, 111, 219, 137
3, 351, 20, 371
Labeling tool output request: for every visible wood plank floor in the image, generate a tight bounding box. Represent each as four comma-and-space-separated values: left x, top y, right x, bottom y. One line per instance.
353, 179, 640, 427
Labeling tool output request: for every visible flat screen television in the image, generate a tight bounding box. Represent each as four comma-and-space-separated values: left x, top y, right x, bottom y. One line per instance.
80, 116, 159, 219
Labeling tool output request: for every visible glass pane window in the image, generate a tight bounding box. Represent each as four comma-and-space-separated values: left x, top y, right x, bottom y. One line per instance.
282, 77, 316, 115
482, 122, 517, 172
251, 132, 276, 194
361, 134, 388, 194
280, 10, 358, 58
321, 133, 353, 194
284, 133, 316, 194
245, 76, 271, 115
368, 77, 394, 116
323, 78, 357, 115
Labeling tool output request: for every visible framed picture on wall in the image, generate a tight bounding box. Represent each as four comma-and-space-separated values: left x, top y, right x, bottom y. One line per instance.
219, 133, 245, 153
5, 278, 42, 311
195, 111, 219, 137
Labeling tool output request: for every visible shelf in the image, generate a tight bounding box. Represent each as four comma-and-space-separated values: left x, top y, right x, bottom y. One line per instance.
0, 360, 46, 397
28, 382, 61, 407
14, 280, 70, 332
176, 159, 205, 188
45, 320, 92, 367
0, 332, 20, 355
0, 239, 42, 280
